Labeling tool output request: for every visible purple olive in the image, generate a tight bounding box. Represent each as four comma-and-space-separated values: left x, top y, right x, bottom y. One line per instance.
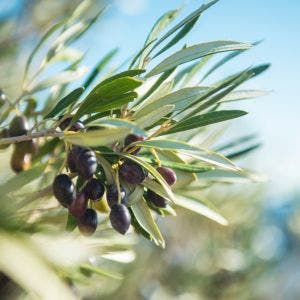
78, 208, 98, 236
84, 178, 105, 201
156, 166, 177, 186
52, 174, 76, 207
119, 160, 147, 184
109, 204, 131, 234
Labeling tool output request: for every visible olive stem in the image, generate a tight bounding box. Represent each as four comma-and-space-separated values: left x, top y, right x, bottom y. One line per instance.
0, 130, 63, 145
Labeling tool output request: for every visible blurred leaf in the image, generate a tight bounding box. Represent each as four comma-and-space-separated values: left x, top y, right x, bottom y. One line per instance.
167, 110, 248, 134
44, 87, 85, 119
89, 118, 146, 136
63, 127, 131, 147
135, 105, 174, 129
215, 134, 258, 152
79, 263, 123, 280
131, 198, 165, 248
226, 143, 261, 160
27, 67, 87, 94
147, 41, 251, 77
220, 89, 269, 103
0, 163, 47, 196
0, 233, 76, 300
151, 0, 220, 54
174, 194, 228, 225
24, 21, 64, 82
83, 48, 118, 89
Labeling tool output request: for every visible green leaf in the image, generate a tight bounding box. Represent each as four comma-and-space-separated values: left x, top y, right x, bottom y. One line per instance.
133, 87, 208, 118
83, 48, 118, 89
131, 198, 165, 248
135, 105, 174, 129
167, 110, 247, 134
200, 40, 263, 82
153, 15, 199, 58
66, 213, 77, 232
0, 163, 47, 196
88, 118, 146, 136
74, 76, 142, 119
79, 264, 123, 280
147, 41, 252, 77
135, 68, 175, 106
127, 184, 144, 206
140, 157, 213, 173
134, 139, 240, 171
226, 143, 261, 160
63, 127, 131, 147
44, 87, 85, 119
174, 194, 228, 225
27, 67, 87, 94
150, 0, 220, 54
98, 69, 145, 88
137, 9, 180, 67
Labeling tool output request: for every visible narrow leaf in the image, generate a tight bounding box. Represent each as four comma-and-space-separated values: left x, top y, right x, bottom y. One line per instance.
44, 87, 85, 119
131, 198, 165, 248
147, 41, 251, 77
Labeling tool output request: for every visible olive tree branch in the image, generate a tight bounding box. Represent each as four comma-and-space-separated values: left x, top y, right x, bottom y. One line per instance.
0, 130, 63, 145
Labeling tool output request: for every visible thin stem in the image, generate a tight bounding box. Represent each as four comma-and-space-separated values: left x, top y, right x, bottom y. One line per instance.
0, 130, 63, 146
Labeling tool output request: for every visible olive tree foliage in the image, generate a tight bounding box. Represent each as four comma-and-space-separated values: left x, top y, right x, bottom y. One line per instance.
0, 0, 268, 298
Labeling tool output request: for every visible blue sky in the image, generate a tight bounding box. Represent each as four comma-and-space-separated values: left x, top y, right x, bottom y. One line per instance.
80, 0, 299, 197
1, 0, 299, 197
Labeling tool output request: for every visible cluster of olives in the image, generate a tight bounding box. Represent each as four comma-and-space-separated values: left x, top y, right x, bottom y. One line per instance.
53, 118, 177, 236
0, 114, 37, 173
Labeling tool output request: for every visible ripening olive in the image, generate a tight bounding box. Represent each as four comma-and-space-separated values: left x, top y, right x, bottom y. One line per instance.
156, 166, 177, 186
68, 192, 88, 218
10, 148, 31, 173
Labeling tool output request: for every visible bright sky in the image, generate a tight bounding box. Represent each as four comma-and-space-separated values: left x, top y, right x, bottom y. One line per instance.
80, 0, 299, 198
2, 0, 300, 197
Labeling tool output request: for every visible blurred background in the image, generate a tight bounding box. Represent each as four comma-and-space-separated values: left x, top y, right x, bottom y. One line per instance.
0, 0, 299, 299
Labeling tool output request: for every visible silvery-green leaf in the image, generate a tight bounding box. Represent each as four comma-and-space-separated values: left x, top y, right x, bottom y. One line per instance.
135, 105, 174, 129
131, 198, 165, 248
147, 41, 252, 77
63, 127, 131, 147
220, 90, 269, 103
174, 194, 228, 225
127, 184, 144, 206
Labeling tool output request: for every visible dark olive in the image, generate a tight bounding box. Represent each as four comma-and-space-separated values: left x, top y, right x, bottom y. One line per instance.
146, 190, 167, 208
52, 174, 76, 207
106, 184, 127, 208
119, 160, 147, 184
84, 178, 105, 201
76, 149, 97, 180
59, 117, 84, 132
124, 134, 145, 154
109, 204, 131, 235
78, 208, 98, 236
